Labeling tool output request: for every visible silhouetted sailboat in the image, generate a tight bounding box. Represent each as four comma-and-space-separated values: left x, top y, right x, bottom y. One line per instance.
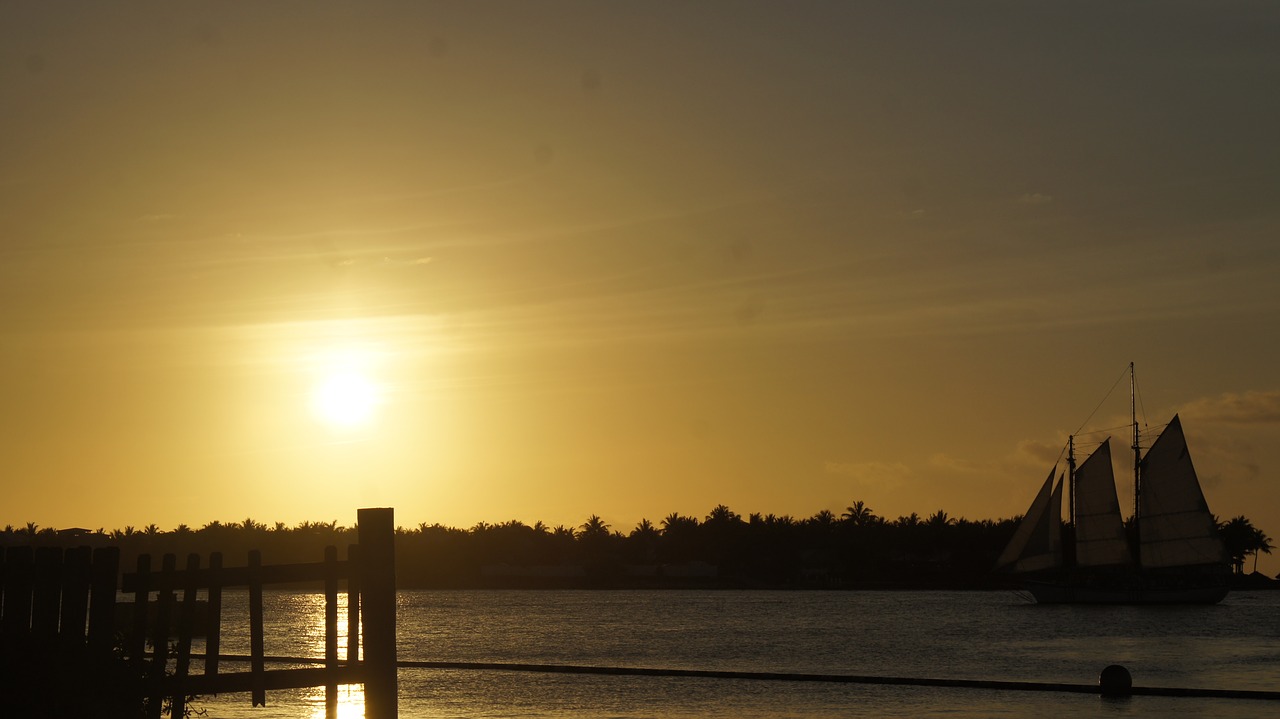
997, 363, 1231, 604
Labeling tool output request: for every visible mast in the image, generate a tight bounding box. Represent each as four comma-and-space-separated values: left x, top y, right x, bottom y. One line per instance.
1066, 434, 1077, 568
1067, 435, 1076, 527
1130, 361, 1141, 565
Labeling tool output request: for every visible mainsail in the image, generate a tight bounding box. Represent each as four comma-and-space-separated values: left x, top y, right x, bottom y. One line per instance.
995, 365, 1231, 604
1073, 440, 1133, 567
1138, 415, 1228, 568
997, 468, 1062, 572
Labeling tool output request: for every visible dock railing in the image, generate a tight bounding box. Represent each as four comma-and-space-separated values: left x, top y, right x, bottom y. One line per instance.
1, 507, 397, 719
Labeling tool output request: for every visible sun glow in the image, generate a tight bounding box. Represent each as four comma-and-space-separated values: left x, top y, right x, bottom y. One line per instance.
306, 345, 386, 429
311, 371, 381, 427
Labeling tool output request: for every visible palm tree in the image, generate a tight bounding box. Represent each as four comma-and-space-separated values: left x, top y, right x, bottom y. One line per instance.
895, 513, 921, 528
579, 515, 610, 539
705, 505, 741, 524
661, 513, 699, 533
1217, 516, 1271, 574
1252, 528, 1275, 573
808, 510, 836, 527
841, 501, 877, 527
630, 518, 659, 539
926, 510, 954, 528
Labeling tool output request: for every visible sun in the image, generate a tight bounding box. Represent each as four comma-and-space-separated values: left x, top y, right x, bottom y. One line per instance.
311, 370, 381, 427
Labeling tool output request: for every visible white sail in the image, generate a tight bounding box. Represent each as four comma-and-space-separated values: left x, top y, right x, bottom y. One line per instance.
1073, 439, 1133, 567
1138, 415, 1228, 568
997, 468, 1063, 572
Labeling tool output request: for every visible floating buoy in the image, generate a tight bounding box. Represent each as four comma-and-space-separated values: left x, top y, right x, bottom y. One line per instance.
1099, 664, 1132, 697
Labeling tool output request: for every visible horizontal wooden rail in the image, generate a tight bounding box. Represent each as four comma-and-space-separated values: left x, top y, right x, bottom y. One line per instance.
395, 660, 1280, 702
212, 654, 356, 665
121, 559, 352, 592
210, 655, 1280, 702
180, 666, 363, 695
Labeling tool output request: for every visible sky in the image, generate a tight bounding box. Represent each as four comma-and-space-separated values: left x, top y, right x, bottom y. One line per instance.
2, 2, 1279, 572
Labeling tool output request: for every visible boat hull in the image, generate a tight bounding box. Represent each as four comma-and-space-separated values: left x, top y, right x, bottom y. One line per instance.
1022, 579, 1229, 605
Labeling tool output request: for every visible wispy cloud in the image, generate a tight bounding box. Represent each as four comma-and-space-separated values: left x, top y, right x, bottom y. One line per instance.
1017, 192, 1053, 205
929, 438, 1063, 478
1180, 391, 1280, 425
329, 256, 433, 271
823, 460, 912, 490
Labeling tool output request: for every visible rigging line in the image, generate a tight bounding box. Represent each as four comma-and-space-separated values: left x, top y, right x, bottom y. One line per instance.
1053, 443, 1068, 468
1073, 364, 1131, 437
1134, 366, 1150, 433
1076, 423, 1135, 436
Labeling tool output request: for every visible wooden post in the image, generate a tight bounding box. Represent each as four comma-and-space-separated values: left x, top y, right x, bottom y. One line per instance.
346, 543, 360, 664
129, 554, 151, 666
2, 547, 34, 635
249, 549, 266, 707
31, 547, 62, 638
206, 551, 223, 677
325, 545, 339, 718
148, 553, 177, 719
59, 546, 92, 650
172, 553, 201, 718
358, 507, 398, 719
87, 547, 120, 661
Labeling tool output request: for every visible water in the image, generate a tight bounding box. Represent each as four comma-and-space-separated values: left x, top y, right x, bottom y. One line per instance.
196, 590, 1280, 718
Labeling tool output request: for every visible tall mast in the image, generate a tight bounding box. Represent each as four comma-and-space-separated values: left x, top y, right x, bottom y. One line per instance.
1067, 435, 1076, 527
1066, 433, 1077, 568
1130, 361, 1141, 564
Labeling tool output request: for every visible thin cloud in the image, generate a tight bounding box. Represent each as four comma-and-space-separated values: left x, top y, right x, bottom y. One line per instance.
1180, 391, 1280, 425
330, 256, 433, 271
824, 460, 912, 490
1017, 193, 1053, 205
929, 438, 1062, 477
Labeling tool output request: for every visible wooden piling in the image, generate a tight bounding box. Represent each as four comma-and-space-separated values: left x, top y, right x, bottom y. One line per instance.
87, 547, 119, 660
148, 553, 177, 719
324, 544, 339, 718
171, 553, 201, 718
206, 551, 223, 676
346, 543, 360, 664
58, 546, 92, 650
358, 507, 398, 719
31, 547, 62, 638
249, 549, 266, 707
2, 547, 34, 636
129, 554, 151, 668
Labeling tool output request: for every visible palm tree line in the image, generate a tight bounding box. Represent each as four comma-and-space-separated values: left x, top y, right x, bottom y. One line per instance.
3, 503, 1273, 587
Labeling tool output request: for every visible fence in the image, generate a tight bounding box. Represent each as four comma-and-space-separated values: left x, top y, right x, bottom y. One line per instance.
0, 507, 396, 719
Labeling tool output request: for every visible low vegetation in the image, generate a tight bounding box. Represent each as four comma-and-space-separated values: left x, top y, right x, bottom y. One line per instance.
3, 504, 1272, 589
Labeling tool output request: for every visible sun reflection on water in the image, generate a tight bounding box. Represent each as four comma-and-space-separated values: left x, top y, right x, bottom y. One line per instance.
288, 592, 366, 718
287, 591, 362, 661
302, 684, 366, 719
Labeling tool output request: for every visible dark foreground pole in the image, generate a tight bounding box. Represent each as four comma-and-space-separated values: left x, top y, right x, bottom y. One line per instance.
391, 661, 1280, 702
359, 508, 398, 719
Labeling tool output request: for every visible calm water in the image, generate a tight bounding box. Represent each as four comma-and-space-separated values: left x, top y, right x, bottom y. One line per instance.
196, 590, 1280, 718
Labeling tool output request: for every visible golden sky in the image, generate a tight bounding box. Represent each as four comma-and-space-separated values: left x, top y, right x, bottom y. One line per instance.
3, 2, 1279, 571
